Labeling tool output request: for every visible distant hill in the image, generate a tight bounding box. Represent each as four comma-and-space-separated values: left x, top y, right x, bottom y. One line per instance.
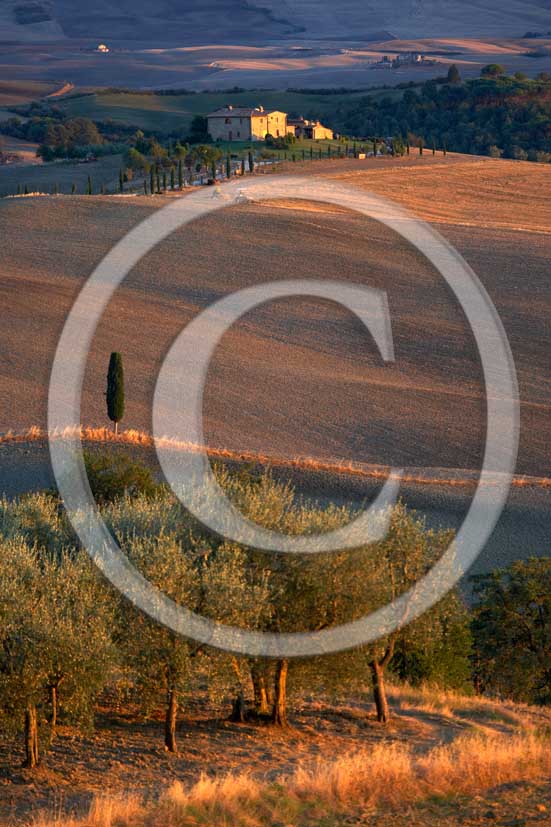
259, 0, 551, 39
2, 0, 551, 43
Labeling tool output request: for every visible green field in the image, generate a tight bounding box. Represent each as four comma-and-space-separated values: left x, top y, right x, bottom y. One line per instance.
0, 154, 124, 198
57, 88, 402, 135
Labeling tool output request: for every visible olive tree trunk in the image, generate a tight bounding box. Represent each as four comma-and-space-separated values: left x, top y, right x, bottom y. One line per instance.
23, 704, 39, 768
369, 639, 395, 724
50, 685, 58, 735
251, 661, 271, 716
272, 659, 289, 727
164, 689, 178, 753
369, 660, 390, 723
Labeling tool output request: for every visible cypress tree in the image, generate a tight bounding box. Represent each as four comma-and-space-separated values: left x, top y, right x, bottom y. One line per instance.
310, 146, 313, 159
241, 158, 245, 176
170, 166, 175, 190
226, 154, 231, 178
178, 159, 183, 189
71, 182, 76, 195
406, 141, 410, 155
24, 184, 29, 195
119, 169, 124, 193
86, 176, 92, 195
143, 180, 148, 195
106, 352, 125, 435
248, 151, 254, 173
150, 166, 155, 195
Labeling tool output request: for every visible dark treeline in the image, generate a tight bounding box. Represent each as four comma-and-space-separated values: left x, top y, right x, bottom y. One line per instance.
334, 69, 551, 161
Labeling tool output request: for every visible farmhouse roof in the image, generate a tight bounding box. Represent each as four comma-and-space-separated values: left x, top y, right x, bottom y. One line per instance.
207, 106, 283, 118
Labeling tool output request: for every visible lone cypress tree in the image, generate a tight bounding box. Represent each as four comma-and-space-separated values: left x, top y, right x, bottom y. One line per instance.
119, 169, 124, 193
150, 166, 155, 195
178, 159, 183, 189
248, 151, 254, 174
71, 182, 76, 194
86, 176, 92, 195
106, 353, 125, 434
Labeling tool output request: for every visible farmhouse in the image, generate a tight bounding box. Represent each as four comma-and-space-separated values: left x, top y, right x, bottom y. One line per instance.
287, 116, 334, 141
207, 106, 288, 142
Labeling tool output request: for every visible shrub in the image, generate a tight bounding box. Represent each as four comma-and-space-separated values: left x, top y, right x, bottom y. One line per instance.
83, 450, 158, 504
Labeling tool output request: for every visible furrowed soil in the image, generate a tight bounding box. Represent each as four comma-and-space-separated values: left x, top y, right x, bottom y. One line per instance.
0, 153, 550, 565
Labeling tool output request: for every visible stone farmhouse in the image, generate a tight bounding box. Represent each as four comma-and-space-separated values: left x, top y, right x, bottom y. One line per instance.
207, 106, 288, 142
207, 105, 334, 142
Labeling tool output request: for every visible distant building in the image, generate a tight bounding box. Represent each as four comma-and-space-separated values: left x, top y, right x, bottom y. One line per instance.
207, 106, 288, 142
287, 116, 334, 141
373, 51, 437, 69
96, 44, 110, 53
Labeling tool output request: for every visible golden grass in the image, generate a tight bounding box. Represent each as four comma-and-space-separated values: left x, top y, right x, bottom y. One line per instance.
31, 731, 551, 827
2, 426, 550, 492
388, 683, 537, 728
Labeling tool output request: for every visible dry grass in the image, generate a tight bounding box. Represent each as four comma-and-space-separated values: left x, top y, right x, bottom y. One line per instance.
2, 427, 550, 492
388, 684, 538, 728
31, 731, 551, 827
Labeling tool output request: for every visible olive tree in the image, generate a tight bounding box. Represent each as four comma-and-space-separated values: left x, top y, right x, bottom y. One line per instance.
0, 536, 115, 767
472, 558, 551, 704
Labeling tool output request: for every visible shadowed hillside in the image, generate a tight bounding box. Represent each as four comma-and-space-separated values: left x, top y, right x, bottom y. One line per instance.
2, 0, 551, 42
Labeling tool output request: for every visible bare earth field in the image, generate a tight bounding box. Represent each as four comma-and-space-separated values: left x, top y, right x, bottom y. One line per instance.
1, 36, 550, 92
0, 153, 550, 570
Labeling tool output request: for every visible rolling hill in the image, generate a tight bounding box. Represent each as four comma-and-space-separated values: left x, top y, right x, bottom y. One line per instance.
2, 0, 551, 43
